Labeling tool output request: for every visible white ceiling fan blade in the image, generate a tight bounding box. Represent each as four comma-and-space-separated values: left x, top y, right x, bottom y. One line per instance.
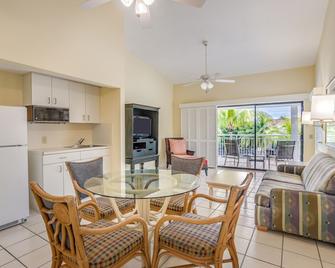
81, 0, 112, 9
215, 79, 236, 84
182, 80, 201, 87
173, 0, 206, 8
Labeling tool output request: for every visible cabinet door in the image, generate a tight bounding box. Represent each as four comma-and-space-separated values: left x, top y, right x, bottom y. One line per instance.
85, 85, 100, 123
52, 78, 69, 108
31, 73, 52, 106
69, 82, 86, 123
63, 164, 75, 196
43, 164, 64, 196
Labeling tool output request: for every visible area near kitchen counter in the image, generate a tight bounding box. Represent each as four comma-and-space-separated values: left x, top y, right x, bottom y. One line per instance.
28, 145, 111, 210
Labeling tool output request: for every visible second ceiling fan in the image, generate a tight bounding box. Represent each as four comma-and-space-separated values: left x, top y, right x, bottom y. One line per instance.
182, 41, 236, 93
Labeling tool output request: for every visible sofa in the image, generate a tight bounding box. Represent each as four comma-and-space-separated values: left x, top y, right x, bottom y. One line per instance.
255, 152, 335, 244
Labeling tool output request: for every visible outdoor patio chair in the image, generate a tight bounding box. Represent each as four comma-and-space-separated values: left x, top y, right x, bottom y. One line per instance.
224, 138, 241, 166
30, 182, 150, 268
268, 140, 296, 168
66, 158, 135, 222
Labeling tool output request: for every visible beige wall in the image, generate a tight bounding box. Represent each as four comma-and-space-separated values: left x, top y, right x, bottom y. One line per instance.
124, 52, 174, 167
0, 70, 23, 106
173, 66, 316, 160
316, 0, 335, 86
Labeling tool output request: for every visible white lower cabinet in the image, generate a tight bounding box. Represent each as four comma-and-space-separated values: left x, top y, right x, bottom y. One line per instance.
29, 147, 110, 201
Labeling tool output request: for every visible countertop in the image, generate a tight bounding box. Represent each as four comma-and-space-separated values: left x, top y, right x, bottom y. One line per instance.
29, 145, 110, 155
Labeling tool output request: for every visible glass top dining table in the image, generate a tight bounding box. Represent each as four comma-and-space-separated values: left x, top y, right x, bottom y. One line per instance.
83, 169, 200, 223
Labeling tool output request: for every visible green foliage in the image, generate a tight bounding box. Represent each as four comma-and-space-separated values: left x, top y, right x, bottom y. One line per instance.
217, 109, 294, 136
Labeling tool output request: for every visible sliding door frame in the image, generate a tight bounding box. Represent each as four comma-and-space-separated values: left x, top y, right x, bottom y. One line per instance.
217, 100, 304, 171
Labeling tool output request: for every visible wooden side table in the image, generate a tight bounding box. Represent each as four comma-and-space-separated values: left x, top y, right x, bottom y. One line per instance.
206, 169, 251, 208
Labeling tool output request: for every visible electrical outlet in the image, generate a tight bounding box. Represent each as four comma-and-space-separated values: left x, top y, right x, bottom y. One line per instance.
42, 136, 47, 144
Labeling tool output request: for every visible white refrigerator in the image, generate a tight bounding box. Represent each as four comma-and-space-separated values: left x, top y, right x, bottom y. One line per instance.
0, 106, 29, 229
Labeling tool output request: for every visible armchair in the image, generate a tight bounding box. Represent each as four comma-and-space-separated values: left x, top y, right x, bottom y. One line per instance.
152, 173, 253, 268
165, 137, 208, 175
29, 182, 150, 268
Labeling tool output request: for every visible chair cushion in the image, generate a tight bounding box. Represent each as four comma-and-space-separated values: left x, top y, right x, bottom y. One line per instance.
255, 179, 305, 208
159, 213, 220, 258
83, 220, 143, 267
81, 197, 135, 219
151, 195, 185, 212
263, 171, 303, 185
169, 139, 187, 155
301, 153, 335, 192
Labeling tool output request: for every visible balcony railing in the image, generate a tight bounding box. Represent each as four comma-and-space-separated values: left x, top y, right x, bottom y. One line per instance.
217, 133, 292, 157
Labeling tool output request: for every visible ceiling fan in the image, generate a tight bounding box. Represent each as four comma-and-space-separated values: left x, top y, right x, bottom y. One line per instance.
81, 0, 207, 21
182, 41, 235, 93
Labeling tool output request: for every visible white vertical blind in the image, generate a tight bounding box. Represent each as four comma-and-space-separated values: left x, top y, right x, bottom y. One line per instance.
181, 106, 217, 167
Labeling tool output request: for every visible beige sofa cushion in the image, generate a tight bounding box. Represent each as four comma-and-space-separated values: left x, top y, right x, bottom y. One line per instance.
302, 152, 335, 192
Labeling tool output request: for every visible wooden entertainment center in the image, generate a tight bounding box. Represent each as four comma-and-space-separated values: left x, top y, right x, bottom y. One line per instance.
125, 103, 159, 173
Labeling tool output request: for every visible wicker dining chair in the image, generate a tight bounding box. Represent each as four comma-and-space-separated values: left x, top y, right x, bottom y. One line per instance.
150, 155, 204, 216
66, 158, 135, 222
30, 182, 151, 268
152, 172, 253, 268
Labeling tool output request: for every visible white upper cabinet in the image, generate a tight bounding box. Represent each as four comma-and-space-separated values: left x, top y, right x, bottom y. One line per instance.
69, 82, 100, 123
69, 82, 86, 123
85, 85, 100, 123
51, 78, 69, 108
24, 73, 69, 108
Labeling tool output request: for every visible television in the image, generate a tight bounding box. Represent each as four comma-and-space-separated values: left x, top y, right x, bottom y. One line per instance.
133, 116, 151, 138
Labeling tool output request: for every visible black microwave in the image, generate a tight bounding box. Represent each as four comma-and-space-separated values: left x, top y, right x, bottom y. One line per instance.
27, 106, 69, 123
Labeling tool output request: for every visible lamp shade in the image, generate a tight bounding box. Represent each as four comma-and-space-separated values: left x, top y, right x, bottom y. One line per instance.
302, 111, 313, 125
311, 95, 335, 122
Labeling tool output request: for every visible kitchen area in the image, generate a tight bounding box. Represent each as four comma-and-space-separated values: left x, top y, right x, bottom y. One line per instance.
0, 68, 117, 230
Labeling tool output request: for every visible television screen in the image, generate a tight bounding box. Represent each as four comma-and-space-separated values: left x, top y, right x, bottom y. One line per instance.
133, 116, 151, 137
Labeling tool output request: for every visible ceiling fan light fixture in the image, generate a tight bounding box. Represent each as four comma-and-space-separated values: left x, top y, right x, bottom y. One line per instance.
121, 0, 134, 7
135, 0, 149, 15
143, 0, 155, 5
207, 81, 214, 89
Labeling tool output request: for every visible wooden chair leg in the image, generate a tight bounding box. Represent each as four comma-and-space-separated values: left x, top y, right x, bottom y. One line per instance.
257, 225, 269, 232
142, 250, 151, 268
152, 242, 161, 268
228, 239, 239, 268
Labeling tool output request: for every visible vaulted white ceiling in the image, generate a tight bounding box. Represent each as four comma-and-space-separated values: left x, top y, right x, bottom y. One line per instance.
124, 0, 328, 84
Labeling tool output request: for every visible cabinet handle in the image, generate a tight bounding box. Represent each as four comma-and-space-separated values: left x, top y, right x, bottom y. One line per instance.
58, 165, 63, 173
59, 156, 66, 159
53, 98, 57, 105
83, 114, 86, 121
87, 115, 90, 121
48, 97, 51, 104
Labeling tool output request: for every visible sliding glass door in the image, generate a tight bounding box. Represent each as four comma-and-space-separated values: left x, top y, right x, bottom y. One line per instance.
217, 102, 303, 170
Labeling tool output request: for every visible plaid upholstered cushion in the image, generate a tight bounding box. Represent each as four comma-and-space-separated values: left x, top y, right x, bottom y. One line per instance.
159, 213, 220, 257
83, 220, 143, 267
150, 195, 185, 212
255, 180, 304, 207
81, 197, 135, 218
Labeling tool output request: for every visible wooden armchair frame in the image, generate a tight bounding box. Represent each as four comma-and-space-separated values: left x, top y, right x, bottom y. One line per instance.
152, 173, 253, 268
30, 182, 150, 268
66, 158, 134, 222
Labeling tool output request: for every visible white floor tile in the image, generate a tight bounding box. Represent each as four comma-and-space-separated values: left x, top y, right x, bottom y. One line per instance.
283, 234, 319, 259
38, 261, 52, 268
196, 207, 214, 217
161, 256, 191, 267
23, 214, 43, 228
38, 232, 49, 241
252, 229, 283, 249
123, 258, 143, 268
0, 226, 34, 247
317, 242, 335, 264
323, 262, 335, 268
235, 237, 250, 254
282, 251, 322, 268
242, 256, 279, 268
0, 250, 14, 266
1, 260, 25, 268
6, 235, 47, 258
246, 242, 282, 266
238, 215, 255, 228
236, 225, 254, 240
19, 245, 51, 268
25, 222, 46, 234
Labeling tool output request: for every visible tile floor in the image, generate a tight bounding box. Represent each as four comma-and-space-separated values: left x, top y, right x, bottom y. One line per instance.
0, 169, 334, 267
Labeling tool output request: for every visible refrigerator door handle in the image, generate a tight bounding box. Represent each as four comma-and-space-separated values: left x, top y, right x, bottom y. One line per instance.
0, 145, 26, 148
